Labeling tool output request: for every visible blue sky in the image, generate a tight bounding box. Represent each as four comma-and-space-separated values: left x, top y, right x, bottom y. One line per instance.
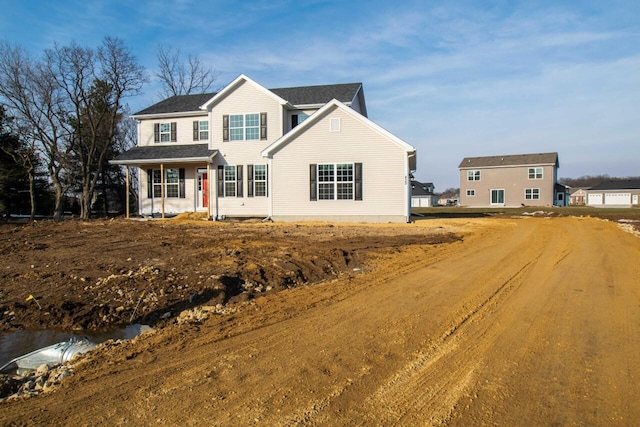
1, 0, 639, 189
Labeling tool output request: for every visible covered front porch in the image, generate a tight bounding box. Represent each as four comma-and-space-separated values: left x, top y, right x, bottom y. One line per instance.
110, 144, 218, 219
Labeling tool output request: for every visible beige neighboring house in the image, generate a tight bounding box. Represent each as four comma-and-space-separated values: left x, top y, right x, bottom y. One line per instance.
570, 187, 589, 205
112, 74, 417, 223
586, 180, 640, 207
458, 152, 561, 207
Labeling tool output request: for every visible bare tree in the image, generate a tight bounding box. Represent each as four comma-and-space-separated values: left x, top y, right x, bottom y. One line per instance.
0, 41, 71, 220
0, 37, 146, 220
47, 37, 146, 219
156, 45, 219, 97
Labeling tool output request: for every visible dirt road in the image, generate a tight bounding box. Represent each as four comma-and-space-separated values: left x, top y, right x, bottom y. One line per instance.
1, 216, 640, 425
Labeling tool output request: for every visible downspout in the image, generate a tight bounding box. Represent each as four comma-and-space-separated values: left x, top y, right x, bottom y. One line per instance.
406, 152, 417, 223
265, 156, 273, 221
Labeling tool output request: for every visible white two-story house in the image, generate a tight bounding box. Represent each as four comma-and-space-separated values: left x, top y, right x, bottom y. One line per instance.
112, 75, 417, 223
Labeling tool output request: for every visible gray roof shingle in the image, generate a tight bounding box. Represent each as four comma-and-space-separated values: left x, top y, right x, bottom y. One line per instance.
270, 83, 362, 106
589, 179, 640, 190
133, 93, 216, 116
112, 144, 217, 163
133, 83, 363, 116
459, 152, 558, 169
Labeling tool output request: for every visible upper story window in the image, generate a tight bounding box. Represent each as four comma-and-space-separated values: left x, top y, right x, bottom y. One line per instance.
291, 113, 309, 129
467, 170, 481, 181
154, 122, 176, 143
223, 113, 267, 141
193, 120, 208, 141
528, 167, 543, 179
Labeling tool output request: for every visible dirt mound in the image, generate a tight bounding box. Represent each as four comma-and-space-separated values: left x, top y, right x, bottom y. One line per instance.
0, 218, 459, 332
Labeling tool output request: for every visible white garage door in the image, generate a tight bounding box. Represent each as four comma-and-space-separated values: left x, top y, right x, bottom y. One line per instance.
588, 193, 603, 205
605, 193, 631, 205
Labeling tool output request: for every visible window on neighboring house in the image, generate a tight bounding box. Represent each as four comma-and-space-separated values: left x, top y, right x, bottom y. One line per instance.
528, 167, 543, 179
147, 168, 185, 198
248, 164, 267, 197
154, 122, 177, 142
466, 189, 475, 196
224, 113, 267, 141
467, 170, 481, 181
193, 120, 208, 141
310, 163, 362, 201
217, 165, 243, 198
525, 188, 540, 200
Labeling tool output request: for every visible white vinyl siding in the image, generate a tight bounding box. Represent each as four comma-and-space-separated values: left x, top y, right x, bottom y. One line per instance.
138, 116, 208, 147
208, 80, 279, 217
269, 106, 410, 222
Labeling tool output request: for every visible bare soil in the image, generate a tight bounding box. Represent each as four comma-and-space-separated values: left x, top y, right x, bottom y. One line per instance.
1, 214, 640, 425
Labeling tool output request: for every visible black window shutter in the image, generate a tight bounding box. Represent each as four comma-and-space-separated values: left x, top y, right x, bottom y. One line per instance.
237, 165, 243, 197
223, 115, 229, 142
217, 166, 224, 197
260, 112, 267, 140
154, 124, 160, 143
193, 121, 199, 140
179, 168, 185, 198
147, 169, 153, 198
355, 162, 363, 200
291, 114, 298, 129
310, 164, 317, 201
247, 164, 254, 197
170, 122, 177, 142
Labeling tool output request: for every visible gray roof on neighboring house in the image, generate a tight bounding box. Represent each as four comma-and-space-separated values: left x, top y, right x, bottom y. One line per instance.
589, 179, 640, 191
411, 180, 435, 196
459, 152, 559, 169
133, 83, 363, 116
111, 144, 217, 164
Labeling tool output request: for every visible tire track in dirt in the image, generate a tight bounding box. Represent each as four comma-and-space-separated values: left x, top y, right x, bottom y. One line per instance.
353, 221, 551, 426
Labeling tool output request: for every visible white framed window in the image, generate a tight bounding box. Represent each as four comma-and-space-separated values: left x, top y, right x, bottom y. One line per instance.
467, 170, 481, 181
159, 123, 171, 142
491, 189, 505, 205
224, 165, 236, 197
318, 163, 354, 200
525, 188, 540, 200
229, 113, 259, 141
151, 168, 182, 198
528, 167, 543, 179
466, 189, 475, 196
154, 122, 176, 143
253, 164, 267, 197
194, 120, 208, 140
